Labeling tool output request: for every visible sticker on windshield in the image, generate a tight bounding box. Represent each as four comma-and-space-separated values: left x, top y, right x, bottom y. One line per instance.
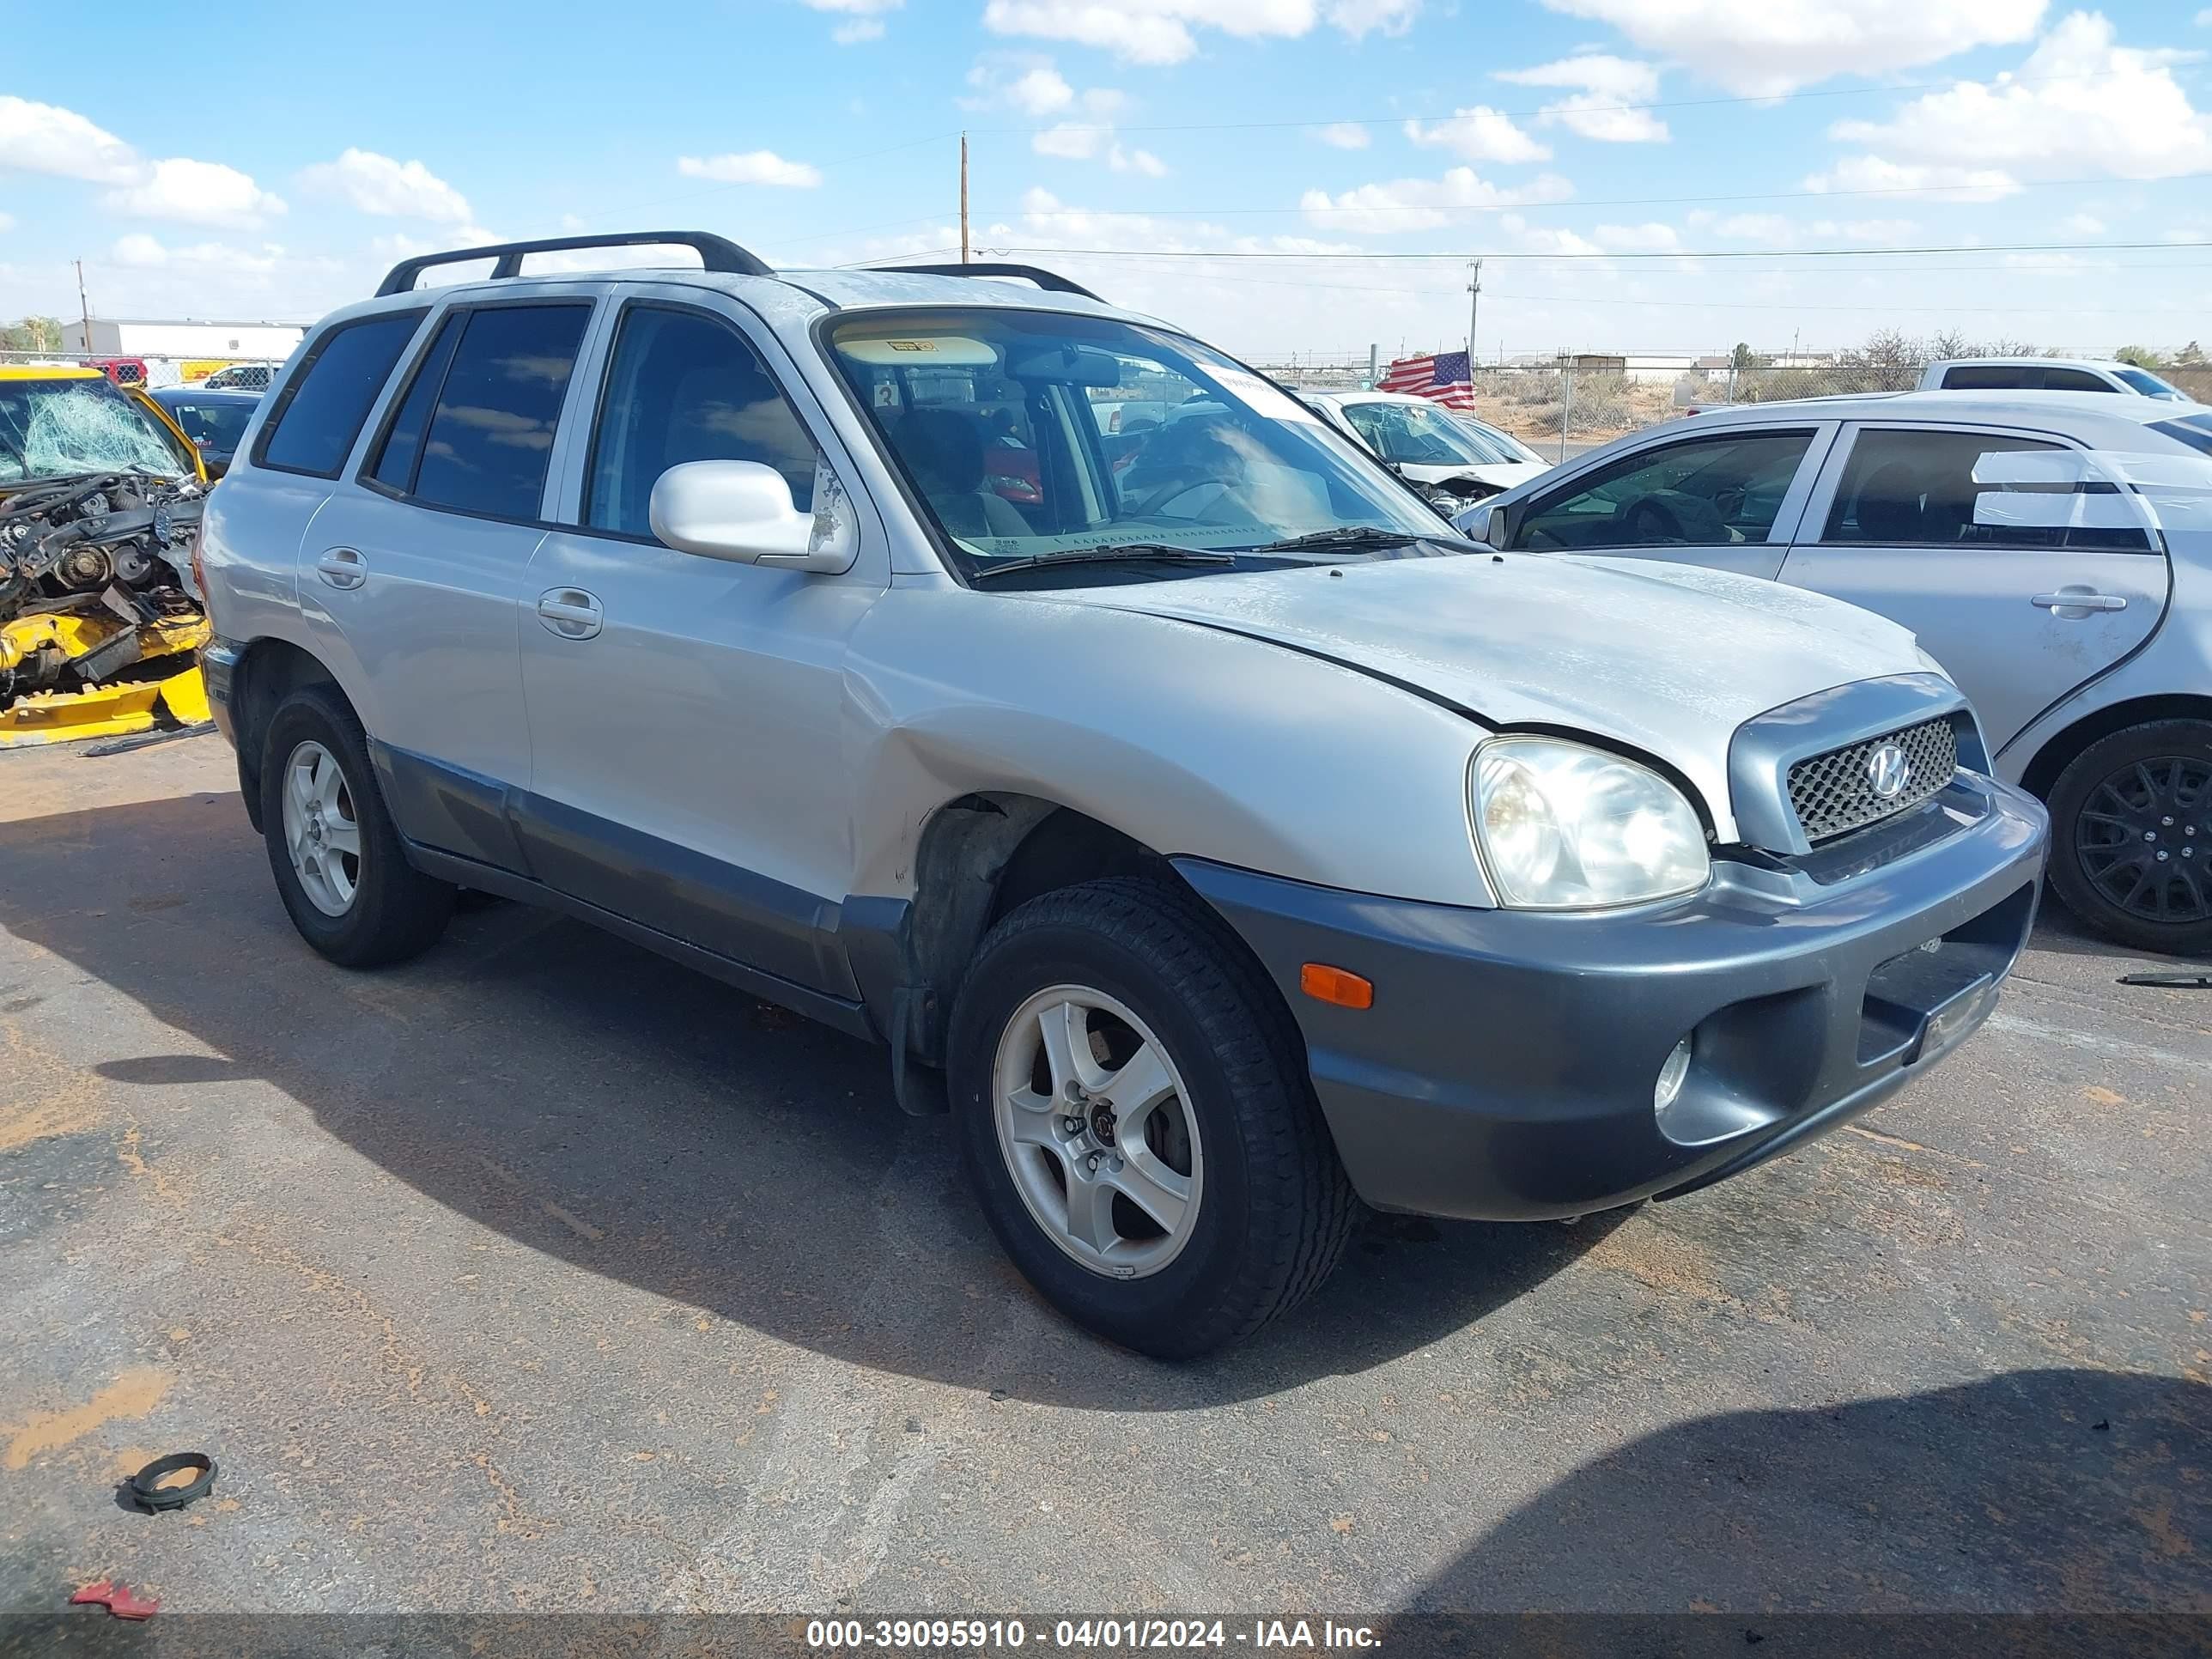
873, 380, 902, 410
886, 340, 937, 353
1205, 365, 1323, 425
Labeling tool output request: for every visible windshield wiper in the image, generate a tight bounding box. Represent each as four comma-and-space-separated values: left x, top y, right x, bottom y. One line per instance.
969, 544, 1239, 581
1243, 525, 1468, 555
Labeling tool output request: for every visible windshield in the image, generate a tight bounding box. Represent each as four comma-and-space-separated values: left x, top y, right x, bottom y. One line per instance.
2114, 367, 2186, 400
1342, 398, 1524, 468
826, 309, 1457, 582
1445, 412, 1545, 467
159, 398, 254, 456
0, 376, 192, 483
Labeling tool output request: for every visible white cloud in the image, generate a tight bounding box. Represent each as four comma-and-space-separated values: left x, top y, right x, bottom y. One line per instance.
1823, 14, 2212, 185
676, 150, 823, 187
1312, 122, 1372, 149
2063, 210, 2107, 234
1539, 0, 2047, 97
833, 19, 885, 41
1692, 210, 1920, 244
0, 210, 13, 233
1325, 0, 1420, 39
1404, 106, 1551, 163
1495, 55, 1668, 143
1803, 154, 2022, 201
1592, 221, 1680, 251
106, 158, 286, 228
1112, 144, 1170, 175
982, 0, 1406, 65
1009, 65, 1076, 113
1034, 122, 1105, 159
107, 234, 284, 276
0, 94, 139, 182
300, 149, 472, 222
800, 0, 899, 10
1300, 167, 1574, 233
111, 233, 167, 268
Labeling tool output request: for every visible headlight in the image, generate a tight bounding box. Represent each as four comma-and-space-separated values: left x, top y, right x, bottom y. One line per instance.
1470, 737, 1711, 908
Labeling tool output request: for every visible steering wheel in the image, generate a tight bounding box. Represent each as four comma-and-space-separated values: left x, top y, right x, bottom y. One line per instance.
1621, 495, 1685, 544
1128, 477, 1225, 520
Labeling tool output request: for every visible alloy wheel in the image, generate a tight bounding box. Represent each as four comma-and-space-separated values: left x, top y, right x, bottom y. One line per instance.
991, 984, 1204, 1280
280, 738, 362, 918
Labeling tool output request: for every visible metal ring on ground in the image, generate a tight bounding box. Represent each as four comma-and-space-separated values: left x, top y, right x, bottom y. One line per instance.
127, 1451, 217, 1512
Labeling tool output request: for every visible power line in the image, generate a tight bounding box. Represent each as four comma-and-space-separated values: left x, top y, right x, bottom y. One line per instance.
992, 238, 2212, 263
962, 67, 2136, 137
981, 169, 2212, 221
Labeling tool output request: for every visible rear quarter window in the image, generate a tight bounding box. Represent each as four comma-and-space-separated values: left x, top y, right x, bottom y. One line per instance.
254, 310, 427, 477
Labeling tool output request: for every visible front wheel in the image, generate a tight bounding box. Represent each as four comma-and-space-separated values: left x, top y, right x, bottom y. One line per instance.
947, 878, 1356, 1358
2046, 719, 2212, 956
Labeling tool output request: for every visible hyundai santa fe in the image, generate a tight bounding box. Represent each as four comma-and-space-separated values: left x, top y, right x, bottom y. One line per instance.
198, 232, 2048, 1358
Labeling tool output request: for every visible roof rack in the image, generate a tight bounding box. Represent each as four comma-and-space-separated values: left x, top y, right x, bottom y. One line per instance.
875, 263, 1103, 301
374, 232, 774, 298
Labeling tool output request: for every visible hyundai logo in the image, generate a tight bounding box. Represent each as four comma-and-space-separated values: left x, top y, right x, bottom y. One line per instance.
1866, 742, 1911, 799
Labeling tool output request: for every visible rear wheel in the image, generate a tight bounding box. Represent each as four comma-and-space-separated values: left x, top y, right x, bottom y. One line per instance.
2047, 719, 2212, 956
948, 877, 1356, 1358
259, 684, 454, 967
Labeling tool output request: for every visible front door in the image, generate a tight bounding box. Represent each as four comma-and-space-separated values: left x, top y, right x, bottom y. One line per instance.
1504, 423, 1833, 580
1778, 424, 2170, 755
518, 292, 882, 995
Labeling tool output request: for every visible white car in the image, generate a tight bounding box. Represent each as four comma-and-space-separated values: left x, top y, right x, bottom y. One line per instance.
1304, 390, 1551, 505
1918, 357, 2191, 401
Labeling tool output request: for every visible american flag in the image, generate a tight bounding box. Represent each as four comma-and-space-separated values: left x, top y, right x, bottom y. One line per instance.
1379, 349, 1476, 410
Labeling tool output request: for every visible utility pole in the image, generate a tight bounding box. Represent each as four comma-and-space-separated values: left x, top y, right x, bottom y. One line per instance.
959, 132, 970, 264
1465, 258, 1481, 366
75, 258, 94, 353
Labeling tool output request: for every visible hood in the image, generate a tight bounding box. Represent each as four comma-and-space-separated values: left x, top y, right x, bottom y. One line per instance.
1075, 552, 1927, 841
1399, 459, 1549, 491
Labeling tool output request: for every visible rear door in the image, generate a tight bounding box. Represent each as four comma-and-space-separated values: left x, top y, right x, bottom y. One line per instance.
1777, 423, 2170, 753
1503, 422, 1835, 580
301, 294, 598, 864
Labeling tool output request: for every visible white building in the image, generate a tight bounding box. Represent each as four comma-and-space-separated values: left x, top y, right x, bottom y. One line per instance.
62, 317, 306, 386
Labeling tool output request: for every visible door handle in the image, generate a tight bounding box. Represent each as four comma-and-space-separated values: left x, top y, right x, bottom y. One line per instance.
536, 587, 603, 640
315, 547, 366, 589
2031, 590, 2127, 615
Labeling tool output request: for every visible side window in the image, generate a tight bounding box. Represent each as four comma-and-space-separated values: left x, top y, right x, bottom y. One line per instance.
255, 311, 425, 477
1820, 429, 2151, 553
585, 305, 818, 539
1941, 365, 2028, 391
1513, 429, 1814, 551
410, 304, 591, 520
366, 313, 463, 494
2041, 368, 2115, 393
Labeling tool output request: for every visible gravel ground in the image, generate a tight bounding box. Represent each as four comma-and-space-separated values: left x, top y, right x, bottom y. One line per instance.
1, 734, 2205, 1645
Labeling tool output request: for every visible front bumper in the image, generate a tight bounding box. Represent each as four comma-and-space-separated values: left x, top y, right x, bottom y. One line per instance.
200, 635, 241, 746
1176, 775, 2047, 1222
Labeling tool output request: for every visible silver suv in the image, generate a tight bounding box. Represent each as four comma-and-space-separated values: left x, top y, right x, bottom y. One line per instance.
200, 233, 2048, 1357
1456, 392, 2212, 955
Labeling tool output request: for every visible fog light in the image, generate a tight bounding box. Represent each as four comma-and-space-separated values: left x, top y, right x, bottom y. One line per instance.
1654, 1036, 1693, 1113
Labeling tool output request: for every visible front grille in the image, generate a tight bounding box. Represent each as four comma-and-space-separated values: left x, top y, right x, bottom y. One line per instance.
1787, 717, 1958, 843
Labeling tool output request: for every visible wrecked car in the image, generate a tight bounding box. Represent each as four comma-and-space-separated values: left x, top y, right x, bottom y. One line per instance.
0, 365, 211, 746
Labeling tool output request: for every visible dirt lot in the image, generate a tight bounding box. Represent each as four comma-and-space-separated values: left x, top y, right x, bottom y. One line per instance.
2, 735, 2207, 1643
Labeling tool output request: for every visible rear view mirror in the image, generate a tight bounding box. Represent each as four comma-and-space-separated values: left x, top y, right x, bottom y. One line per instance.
648, 460, 854, 574
1007, 344, 1122, 386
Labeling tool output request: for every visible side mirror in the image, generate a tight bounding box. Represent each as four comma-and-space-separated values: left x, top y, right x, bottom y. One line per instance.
1486, 504, 1511, 549
648, 459, 854, 574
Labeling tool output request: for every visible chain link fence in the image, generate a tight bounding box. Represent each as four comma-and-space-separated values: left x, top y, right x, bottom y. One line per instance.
0, 349, 289, 392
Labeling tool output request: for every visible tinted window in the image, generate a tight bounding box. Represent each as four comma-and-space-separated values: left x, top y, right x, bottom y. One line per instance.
585, 306, 817, 538
411, 305, 589, 520
2041, 368, 2114, 393
2115, 367, 2184, 398
1513, 430, 1814, 551
1940, 365, 2032, 391
368, 313, 464, 493
1821, 429, 2150, 552
258, 312, 424, 475
161, 399, 254, 455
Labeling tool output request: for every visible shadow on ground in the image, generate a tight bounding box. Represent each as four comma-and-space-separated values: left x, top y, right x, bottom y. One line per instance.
1410, 1366, 2212, 1617
1, 789, 1626, 1408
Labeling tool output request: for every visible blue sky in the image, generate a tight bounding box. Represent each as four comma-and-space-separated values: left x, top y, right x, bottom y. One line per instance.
3, 0, 2208, 359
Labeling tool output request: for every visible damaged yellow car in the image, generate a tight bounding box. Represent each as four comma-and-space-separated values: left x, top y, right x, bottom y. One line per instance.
0, 365, 212, 746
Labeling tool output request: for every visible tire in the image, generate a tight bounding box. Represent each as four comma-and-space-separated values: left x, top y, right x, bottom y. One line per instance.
947, 876, 1357, 1358
259, 684, 454, 968
2045, 718, 2212, 957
